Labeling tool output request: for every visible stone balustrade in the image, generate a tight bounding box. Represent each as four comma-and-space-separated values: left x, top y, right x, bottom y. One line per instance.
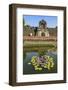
23, 36, 57, 41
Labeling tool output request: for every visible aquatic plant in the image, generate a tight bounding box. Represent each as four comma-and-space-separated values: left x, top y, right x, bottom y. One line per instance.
28, 55, 54, 71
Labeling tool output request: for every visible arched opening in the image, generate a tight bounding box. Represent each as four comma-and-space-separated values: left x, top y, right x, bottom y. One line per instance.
41, 32, 45, 36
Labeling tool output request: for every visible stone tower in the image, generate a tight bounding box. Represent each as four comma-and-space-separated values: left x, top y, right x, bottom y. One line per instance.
38, 19, 49, 37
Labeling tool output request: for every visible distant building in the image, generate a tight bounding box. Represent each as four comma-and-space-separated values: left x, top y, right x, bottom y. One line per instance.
23, 19, 57, 37
38, 19, 49, 37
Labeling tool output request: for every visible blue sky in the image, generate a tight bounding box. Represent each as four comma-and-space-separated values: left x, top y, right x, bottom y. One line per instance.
23, 15, 57, 28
